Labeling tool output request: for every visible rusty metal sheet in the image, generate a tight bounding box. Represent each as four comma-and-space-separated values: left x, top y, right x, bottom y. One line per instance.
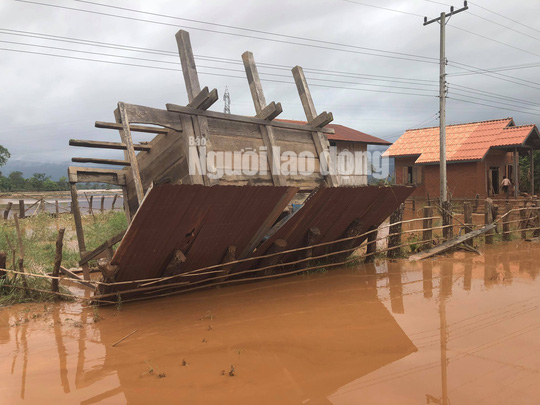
111, 184, 298, 282
243, 185, 415, 267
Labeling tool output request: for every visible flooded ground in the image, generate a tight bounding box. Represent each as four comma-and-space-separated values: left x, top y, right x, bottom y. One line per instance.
1, 241, 539, 404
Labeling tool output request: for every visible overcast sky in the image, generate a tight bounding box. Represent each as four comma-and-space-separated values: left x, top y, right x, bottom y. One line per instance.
0, 0, 539, 170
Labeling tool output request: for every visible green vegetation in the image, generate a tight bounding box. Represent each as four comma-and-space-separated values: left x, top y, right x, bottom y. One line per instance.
0, 210, 128, 306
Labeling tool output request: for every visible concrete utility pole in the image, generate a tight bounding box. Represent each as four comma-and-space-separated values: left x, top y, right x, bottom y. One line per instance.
424, 1, 468, 202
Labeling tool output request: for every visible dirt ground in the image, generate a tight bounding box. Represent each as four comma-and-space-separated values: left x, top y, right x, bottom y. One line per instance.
1, 241, 539, 404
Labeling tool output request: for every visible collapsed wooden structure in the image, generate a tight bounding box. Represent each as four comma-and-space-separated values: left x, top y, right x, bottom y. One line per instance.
67, 30, 414, 300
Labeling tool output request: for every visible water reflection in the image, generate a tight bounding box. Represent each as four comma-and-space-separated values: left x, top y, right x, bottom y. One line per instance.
1, 242, 540, 404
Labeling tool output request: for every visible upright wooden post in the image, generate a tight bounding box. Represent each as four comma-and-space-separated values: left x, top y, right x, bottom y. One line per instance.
13, 214, 28, 291
520, 208, 527, 239
52, 228, 65, 294
100, 196, 105, 213
412, 197, 416, 213
70, 183, 90, 280
118, 102, 145, 204
3, 202, 12, 220
422, 206, 433, 248
88, 195, 93, 215
502, 203, 511, 241
426, 192, 431, 206
175, 30, 217, 186
331, 219, 363, 262
19, 200, 25, 219
298, 227, 322, 269
473, 194, 479, 213
259, 239, 287, 275
484, 200, 494, 244
534, 199, 540, 238
513, 147, 520, 198
441, 200, 453, 240
214, 245, 236, 284
365, 226, 378, 262
463, 202, 473, 247
241, 51, 284, 186
0, 251, 6, 279
111, 194, 118, 211
291, 65, 338, 187
388, 203, 404, 258
55, 200, 59, 216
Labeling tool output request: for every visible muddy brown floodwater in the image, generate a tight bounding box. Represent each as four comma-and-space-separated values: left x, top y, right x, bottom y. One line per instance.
1, 241, 540, 404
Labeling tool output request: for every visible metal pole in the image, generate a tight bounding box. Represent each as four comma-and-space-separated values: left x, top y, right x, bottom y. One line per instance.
439, 12, 447, 202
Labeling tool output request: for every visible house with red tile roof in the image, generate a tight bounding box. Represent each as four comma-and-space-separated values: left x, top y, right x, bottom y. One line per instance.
279, 120, 391, 185
384, 118, 540, 199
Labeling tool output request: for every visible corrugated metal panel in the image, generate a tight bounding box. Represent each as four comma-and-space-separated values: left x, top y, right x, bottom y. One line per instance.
240, 185, 414, 269
111, 184, 298, 282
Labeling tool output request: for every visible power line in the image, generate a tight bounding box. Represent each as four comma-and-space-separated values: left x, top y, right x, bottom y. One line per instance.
467, 11, 540, 44
0, 28, 439, 87
449, 82, 540, 108
468, 1, 540, 36
0, 47, 438, 98
449, 61, 540, 77
14, 0, 439, 65
0, 39, 438, 93
449, 96, 540, 117
449, 24, 540, 59
341, 0, 423, 17
448, 88, 540, 113
448, 60, 540, 90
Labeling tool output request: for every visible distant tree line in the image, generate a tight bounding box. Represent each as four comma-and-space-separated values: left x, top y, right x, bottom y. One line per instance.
0, 171, 69, 192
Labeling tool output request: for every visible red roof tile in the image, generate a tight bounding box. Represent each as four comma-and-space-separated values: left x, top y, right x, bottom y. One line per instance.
384, 118, 538, 163
277, 119, 391, 145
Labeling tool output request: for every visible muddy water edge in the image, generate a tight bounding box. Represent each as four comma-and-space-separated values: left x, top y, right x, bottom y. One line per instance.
1, 241, 539, 405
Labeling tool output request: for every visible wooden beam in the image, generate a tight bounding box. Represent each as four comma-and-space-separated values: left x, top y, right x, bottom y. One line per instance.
69, 183, 90, 280
118, 102, 145, 205
95, 121, 169, 134
79, 231, 126, 266
176, 30, 201, 103
514, 147, 519, 198
291, 65, 338, 187
175, 30, 217, 186
70, 139, 151, 152
187, 86, 219, 110
165, 103, 335, 134
242, 51, 284, 187
68, 166, 126, 186
257, 102, 282, 121
242, 51, 267, 114
59, 266, 95, 289
309, 111, 334, 128
72, 157, 130, 166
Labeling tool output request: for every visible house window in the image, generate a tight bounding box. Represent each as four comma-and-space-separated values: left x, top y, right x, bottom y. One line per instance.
402, 166, 422, 185
407, 166, 413, 184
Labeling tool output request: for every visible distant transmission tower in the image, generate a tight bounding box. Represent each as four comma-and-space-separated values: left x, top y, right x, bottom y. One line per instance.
223, 86, 231, 114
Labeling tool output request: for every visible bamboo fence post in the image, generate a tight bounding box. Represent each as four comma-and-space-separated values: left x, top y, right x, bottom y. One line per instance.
100, 196, 105, 213
365, 226, 378, 262
0, 251, 6, 279
13, 214, 28, 292
3, 202, 12, 220
52, 228, 66, 294
88, 195, 93, 215
18, 200, 25, 219
485, 200, 494, 244
463, 202, 473, 247
442, 200, 453, 240
422, 206, 433, 248
55, 200, 59, 216
111, 194, 118, 211
388, 203, 404, 258
502, 203, 511, 241
520, 208, 527, 239
534, 201, 540, 238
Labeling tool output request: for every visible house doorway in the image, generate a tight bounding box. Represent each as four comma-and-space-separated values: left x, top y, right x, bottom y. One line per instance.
489, 167, 500, 195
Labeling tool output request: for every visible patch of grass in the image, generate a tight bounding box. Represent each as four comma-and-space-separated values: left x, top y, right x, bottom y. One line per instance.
0, 210, 127, 305
0, 275, 72, 307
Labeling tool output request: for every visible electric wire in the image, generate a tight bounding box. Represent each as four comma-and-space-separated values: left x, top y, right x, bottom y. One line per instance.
13, 0, 439, 65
